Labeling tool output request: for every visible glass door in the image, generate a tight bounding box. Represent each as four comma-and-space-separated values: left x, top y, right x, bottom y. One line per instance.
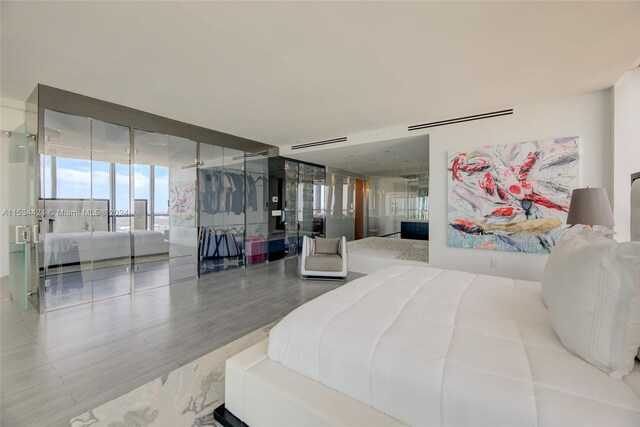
245, 152, 269, 265
133, 130, 197, 290
41, 110, 95, 309
90, 120, 131, 300
297, 164, 326, 246
3, 129, 35, 310
198, 144, 246, 274
40, 110, 132, 310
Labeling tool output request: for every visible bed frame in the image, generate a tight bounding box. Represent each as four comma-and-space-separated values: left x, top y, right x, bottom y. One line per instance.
216, 339, 403, 427
218, 178, 640, 427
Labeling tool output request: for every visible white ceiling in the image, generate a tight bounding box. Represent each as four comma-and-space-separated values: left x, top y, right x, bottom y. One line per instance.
287, 135, 429, 178
2, 2, 639, 147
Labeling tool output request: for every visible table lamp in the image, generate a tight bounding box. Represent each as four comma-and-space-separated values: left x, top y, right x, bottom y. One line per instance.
566, 187, 615, 229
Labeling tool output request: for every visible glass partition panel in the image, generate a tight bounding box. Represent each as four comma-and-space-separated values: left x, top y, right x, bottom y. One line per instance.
133, 130, 197, 290
284, 160, 299, 257
245, 153, 269, 265
223, 147, 246, 269
90, 119, 131, 300
324, 168, 355, 240
41, 110, 95, 309
298, 164, 325, 246
199, 144, 245, 274
5, 130, 31, 310
368, 175, 429, 238
267, 157, 286, 261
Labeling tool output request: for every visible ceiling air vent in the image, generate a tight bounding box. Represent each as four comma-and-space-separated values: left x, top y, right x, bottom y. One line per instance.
291, 136, 347, 150
408, 109, 513, 132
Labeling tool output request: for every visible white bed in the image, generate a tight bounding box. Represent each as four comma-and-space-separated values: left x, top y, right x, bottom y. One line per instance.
41, 230, 169, 267
225, 265, 640, 426
38, 198, 168, 267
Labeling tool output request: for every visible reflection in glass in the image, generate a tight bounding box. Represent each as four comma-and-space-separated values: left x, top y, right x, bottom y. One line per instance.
41, 110, 94, 309
92, 161, 110, 200
39, 110, 134, 310
296, 163, 326, 252
133, 130, 197, 290
56, 157, 91, 199
325, 168, 356, 240
40, 155, 52, 198
5, 130, 31, 310
115, 163, 130, 213
90, 119, 131, 300
367, 175, 429, 238
284, 161, 299, 257
199, 144, 246, 274
245, 153, 269, 265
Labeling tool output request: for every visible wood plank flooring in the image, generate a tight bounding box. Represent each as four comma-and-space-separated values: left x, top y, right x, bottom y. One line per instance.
1, 257, 362, 427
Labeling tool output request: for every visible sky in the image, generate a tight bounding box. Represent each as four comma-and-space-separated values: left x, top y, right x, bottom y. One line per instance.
44, 156, 169, 215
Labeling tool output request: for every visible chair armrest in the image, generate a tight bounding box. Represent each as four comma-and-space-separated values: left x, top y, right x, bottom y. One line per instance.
339, 236, 348, 268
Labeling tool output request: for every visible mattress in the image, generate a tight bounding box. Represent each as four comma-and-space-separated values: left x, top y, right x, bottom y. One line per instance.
268, 265, 640, 426
42, 230, 168, 267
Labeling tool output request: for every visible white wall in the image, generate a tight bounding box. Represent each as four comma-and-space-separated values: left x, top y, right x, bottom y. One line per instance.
428, 90, 612, 281
286, 90, 614, 281
1, 98, 27, 132
613, 68, 640, 242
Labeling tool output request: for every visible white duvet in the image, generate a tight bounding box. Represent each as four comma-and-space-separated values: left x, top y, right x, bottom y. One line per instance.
268, 265, 640, 426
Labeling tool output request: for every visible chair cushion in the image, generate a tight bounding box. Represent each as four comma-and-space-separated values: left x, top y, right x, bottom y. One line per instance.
315, 237, 340, 254
305, 254, 343, 272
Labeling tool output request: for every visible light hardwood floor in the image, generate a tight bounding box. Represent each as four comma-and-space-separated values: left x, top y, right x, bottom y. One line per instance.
1, 257, 361, 427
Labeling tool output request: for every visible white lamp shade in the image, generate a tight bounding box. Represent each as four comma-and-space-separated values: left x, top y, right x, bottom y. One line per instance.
566, 187, 615, 226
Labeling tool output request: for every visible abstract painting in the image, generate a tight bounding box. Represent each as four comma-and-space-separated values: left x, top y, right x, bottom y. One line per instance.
447, 137, 579, 253
170, 180, 196, 226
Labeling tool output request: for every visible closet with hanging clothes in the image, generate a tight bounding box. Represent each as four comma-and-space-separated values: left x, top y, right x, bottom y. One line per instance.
198, 145, 247, 274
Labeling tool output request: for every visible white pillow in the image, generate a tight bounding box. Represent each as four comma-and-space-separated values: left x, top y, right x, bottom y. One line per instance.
542, 228, 640, 376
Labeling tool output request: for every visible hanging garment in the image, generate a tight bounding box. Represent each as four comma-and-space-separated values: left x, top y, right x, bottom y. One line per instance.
211, 171, 221, 214
247, 175, 257, 211
200, 227, 242, 258
199, 169, 213, 214
219, 173, 232, 213
230, 173, 245, 214
225, 173, 237, 213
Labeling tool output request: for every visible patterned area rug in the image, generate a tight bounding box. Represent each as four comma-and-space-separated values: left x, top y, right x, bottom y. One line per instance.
70, 321, 278, 427
347, 237, 429, 263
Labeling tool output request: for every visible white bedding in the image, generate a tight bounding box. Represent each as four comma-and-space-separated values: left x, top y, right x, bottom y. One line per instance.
268, 265, 640, 426
42, 230, 168, 267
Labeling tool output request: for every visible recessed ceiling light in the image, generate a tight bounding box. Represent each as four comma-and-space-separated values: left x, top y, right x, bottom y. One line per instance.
395, 156, 400, 159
